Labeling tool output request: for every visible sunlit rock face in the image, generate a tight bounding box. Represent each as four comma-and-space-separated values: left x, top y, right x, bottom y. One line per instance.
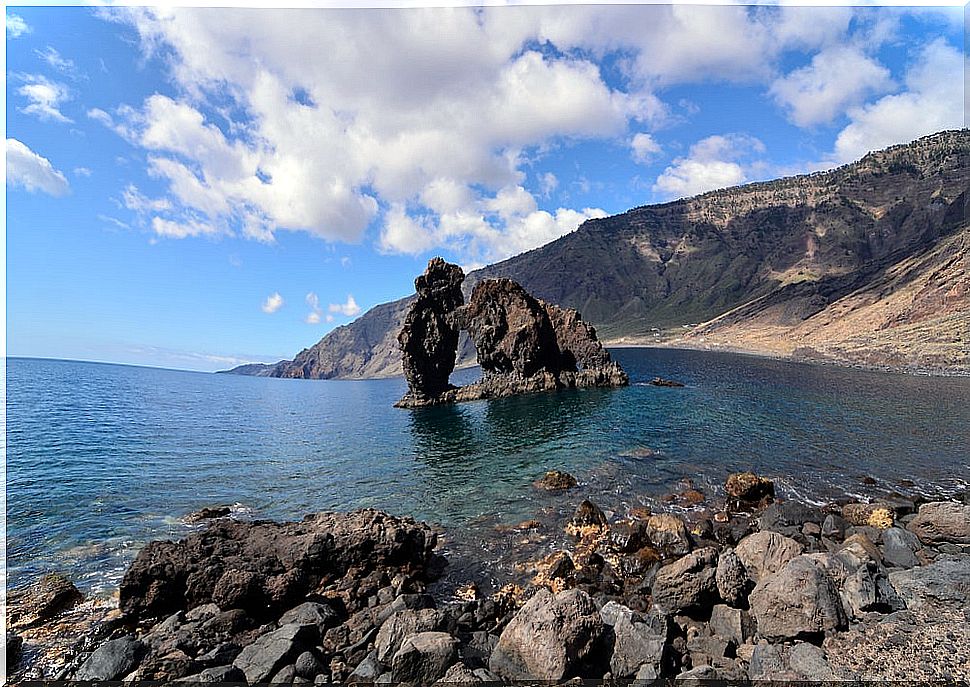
395, 259, 628, 408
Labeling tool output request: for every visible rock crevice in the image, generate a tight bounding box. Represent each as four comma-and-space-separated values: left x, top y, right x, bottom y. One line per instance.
396, 259, 628, 408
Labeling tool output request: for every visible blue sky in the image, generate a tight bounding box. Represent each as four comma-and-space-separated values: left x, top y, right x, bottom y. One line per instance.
5, 4, 965, 371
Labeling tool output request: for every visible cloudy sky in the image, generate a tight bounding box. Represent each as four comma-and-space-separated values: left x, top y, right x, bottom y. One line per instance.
6, 3, 965, 371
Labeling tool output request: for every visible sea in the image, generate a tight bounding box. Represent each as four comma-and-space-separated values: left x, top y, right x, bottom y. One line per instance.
6, 350, 970, 597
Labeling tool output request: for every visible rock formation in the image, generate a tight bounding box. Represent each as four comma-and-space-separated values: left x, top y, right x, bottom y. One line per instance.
395, 260, 628, 407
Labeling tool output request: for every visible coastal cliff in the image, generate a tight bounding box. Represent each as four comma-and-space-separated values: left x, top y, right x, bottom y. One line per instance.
224, 130, 970, 379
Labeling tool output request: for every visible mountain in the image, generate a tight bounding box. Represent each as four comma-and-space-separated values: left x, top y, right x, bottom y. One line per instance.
223, 130, 969, 379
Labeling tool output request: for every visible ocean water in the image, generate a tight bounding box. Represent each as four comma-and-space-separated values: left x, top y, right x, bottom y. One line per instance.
6, 351, 970, 596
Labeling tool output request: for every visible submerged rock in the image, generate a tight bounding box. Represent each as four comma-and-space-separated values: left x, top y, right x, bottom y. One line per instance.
535, 470, 578, 491
9, 572, 83, 629
396, 259, 628, 408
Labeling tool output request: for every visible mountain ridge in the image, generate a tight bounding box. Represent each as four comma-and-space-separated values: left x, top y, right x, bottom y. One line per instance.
223, 129, 969, 379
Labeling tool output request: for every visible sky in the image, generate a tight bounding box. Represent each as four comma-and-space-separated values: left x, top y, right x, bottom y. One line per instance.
5, 3, 966, 371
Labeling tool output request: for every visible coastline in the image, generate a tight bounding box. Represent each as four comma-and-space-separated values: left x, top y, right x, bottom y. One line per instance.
9, 471, 970, 683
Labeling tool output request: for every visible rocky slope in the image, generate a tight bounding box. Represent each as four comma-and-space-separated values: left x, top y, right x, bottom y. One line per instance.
224, 129, 969, 379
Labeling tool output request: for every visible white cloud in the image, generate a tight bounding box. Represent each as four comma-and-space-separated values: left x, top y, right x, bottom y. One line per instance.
631, 133, 662, 164
6, 138, 70, 196
832, 39, 965, 163
123, 184, 172, 214
305, 292, 323, 324
329, 295, 361, 317
261, 292, 284, 314
538, 172, 558, 197
340, 256, 352, 268
15, 74, 72, 123
74, 167, 93, 177
152, 216, 221, 239
654, 134, 765, 199
6, 12, 29, 38
36, 47, 79, 77
770, 46, 893, 127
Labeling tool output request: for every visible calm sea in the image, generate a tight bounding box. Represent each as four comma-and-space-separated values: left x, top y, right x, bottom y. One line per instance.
6, 350, 970, 595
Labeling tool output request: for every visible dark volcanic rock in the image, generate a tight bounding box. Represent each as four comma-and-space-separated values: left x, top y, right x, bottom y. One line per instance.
74, 636, 146, 681
9, 572, 83, 629
396, 260, 627, 407
390, 631, 459, 683
748, 555, 847, 640
119, 509, 436, 622
725, 471, 775, 510
650, 547, 718, 614
232, 623, 315, 684
535, 470, 578, 491
396, 257, 466, 406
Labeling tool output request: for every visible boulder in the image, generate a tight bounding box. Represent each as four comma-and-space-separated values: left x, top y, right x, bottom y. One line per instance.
748, 555, 846, 640
176, 665, 247, 683
708, 604, 755, 645
842, 503, 894, 529
724, 472, 775, 509
749, 641, 836, 680
645, 513, 692, 557
74, 636, 146, 681
907, 501, 970, 544
9, 572, 83, 629
232, 624, 315, 684
821, 514, 848, 541
489, 588, 604, 680
714, 548, 749, 606
607, 611, 666, 678
212, 569, 264, 612
566, 500, 608, 537
888, 554, 970, 612
391, 632, 459, 684
757, 502, 823, 533
535, 470, 578, 491
348, 651, 382, 683
881, 527, 921, 568
6, 632, 23, 673
119, 509, 436, 622
651, 547, 718, 614
734, 531, 803, 583
280, 602, 341, 635
295, 651, 325, 679
375, 608, 447, 663
186, 506, 232, 522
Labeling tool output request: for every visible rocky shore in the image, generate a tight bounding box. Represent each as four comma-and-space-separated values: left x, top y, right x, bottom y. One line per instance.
8, 473, 970, 683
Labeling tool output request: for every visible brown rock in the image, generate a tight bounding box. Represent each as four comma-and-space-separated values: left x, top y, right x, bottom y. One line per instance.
9, 572, 83, 629
534, 470, 578, 491
842, 503, 894, 529
907, 501, 970, 544
725, 472, 775, 510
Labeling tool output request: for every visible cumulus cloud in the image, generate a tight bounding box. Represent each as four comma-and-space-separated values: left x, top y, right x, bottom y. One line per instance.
832, 39, 965, 163
329, 295, 361, 318
654, 134, 765, 199
631, 133, 662, 164
6, 12, 29, 38
6, 138, 70, 196
261, 292, 284, 314
15, 74, 72, 123
770, 46, 894, 127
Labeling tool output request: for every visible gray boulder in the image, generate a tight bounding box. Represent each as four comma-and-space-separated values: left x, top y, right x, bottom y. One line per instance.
295, 651, 325, 679
651, 547, 718, 614
375, 608, 446, 663
748, 555, 846, 640
348, 650, 382, 683
175, 664, 247, 682
489, 588, 604, 680
676, 664, 720, 679
391, 632, 459, 684
708, 604, 755, 645
74, 636, 145, 681
280, 602, 341, 634
822, 514, 848, 541
232, 623, 315, 683
888, 554, 970, 612
907, 501, 970, 545
608, 611, 666, 678
714, 548, 748, 605
749, 641, 836, 680
735, 531, 803, 583
881, 527, 920, 568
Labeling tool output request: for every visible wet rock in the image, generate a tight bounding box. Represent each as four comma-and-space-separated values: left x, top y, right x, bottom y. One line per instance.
881, 527, 921, 568
489, 588, 604, 681
9, 572, 83, 629
375, 608, 447, 664
187, 506, 233, 522
651, 547, 718, 615
907, 501, 970, 545
734, 531, 803, 583
607, 518, 650, 553
605, 609, 666, 678
715, 548, 749, 606
232, 623, 316, 684
535, 470, 578, 491
843, 503, 895, 529
748, 555, 846, 640
74, 636, 146, 681
708, 605, 755, 645
391, 632, 459, 684
888, 555, 970, 612
757, 502, 823, 534
725, 472, 775, 510
648, 377, 684, 387
7, 632, 23, 673
567, 500, 608, 537
120, 510, 436, 622
645, 513, 692, 557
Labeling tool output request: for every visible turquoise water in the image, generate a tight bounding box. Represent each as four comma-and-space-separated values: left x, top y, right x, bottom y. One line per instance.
6, 351, 970, 595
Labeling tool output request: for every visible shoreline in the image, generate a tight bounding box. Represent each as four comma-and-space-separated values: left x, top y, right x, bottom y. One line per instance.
9, 471, 970, 683
604, 338, 970, 379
